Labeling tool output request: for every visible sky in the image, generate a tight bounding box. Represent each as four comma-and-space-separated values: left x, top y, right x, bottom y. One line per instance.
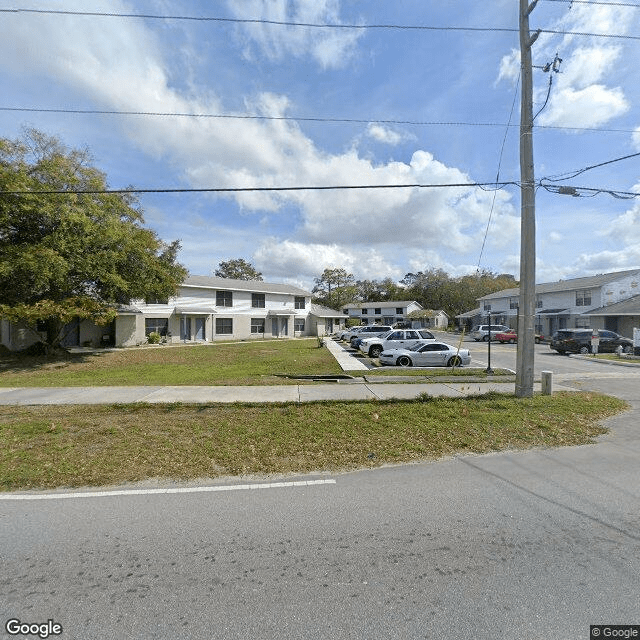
1, 0, 639, 292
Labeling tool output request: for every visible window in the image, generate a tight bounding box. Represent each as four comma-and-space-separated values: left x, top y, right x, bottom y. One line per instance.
484, 303, 491, 311
145, 318, 168, 336
251, 318, 265, 334
295, 296, 306, 309
144, 296, 168, 305
510, 299, 518, 310
252, 293, 265, 308
216, 290, 233, 307
374, 308, 381, 315
576, 290, 591, 306
575, 318, 590, 328
216, 318, 233, 334
536, 298, 543, 308
361, 308, 368, 315
294, 318, 305, 332
396, 307, 404, 315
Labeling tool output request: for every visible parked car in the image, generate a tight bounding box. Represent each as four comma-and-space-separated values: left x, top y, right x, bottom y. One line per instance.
494, 329, 544, 344
348, 325, 393, 347
550, 329, 633, 354
339, 326, 365, 342
379, 342, 471, 367
470, 324, 510, 341
358, 329, 435, 358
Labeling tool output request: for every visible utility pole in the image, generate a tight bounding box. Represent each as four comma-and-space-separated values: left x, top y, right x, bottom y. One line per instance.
516, 0, 539, 398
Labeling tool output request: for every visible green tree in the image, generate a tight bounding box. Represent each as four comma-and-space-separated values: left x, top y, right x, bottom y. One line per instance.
312, 267, 356, 310
0, 129, 187, 352
214, 258, 263, 280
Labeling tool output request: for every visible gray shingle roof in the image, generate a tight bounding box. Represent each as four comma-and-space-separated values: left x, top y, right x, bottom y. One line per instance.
182, 275, 311, 297
344, 300, 422, 309
479, 269, 640, 301
310, 303, 345, 318
585, 294, 640, 316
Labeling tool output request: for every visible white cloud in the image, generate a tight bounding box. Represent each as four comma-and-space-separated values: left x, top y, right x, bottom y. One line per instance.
534, 4, 634, 128
539, 84, 628, 129
496, 48, 519, 86
226, 0, 363, 69
365, 123, 414, 146
253, 239, 402, 282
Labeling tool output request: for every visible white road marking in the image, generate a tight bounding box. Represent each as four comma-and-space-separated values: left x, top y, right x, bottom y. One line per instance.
0, 479, 336, 500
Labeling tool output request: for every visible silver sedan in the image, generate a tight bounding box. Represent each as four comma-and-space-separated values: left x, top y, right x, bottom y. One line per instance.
379, 342, 471, 367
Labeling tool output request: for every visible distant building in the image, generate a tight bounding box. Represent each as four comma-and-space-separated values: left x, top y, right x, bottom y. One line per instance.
0, 275, 346, 350
474, 268, 640, 337
342, 301, 423, 326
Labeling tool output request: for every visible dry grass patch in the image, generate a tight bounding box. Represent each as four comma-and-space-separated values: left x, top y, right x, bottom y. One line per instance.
0, 391, 626, 491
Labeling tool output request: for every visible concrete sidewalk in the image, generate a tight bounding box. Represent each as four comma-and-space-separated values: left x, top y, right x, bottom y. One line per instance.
0, 379, 570, 405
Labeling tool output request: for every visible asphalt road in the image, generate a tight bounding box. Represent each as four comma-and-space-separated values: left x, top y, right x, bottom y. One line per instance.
1, 343, 639, 640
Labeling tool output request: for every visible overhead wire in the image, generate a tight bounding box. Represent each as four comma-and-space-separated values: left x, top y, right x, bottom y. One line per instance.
477, 72, 521, 274
0, 181, 521, 196
0, 106, 636, 134
2, 9, 640, 40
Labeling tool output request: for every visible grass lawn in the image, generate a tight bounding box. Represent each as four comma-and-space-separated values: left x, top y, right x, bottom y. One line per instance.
0, 339, 343, 387
0, 339, 512, 386
0, 392, 626, 491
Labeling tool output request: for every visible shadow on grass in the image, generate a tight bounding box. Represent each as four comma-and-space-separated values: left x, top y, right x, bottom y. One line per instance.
0, 348, 112, 375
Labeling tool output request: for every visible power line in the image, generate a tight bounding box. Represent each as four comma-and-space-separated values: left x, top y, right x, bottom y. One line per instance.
540, 183, 640, 198
541, 0, 640, 7
477, 72, 521, 273
3, 9, 639, 40
541, 151, 640, 182
1, 106, 636, 134
0, 181, 519, 196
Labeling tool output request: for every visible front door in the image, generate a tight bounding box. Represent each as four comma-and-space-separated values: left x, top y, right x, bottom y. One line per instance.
271, 318, 288, 337
180, 317, 191, 341
195, 317, 205, 341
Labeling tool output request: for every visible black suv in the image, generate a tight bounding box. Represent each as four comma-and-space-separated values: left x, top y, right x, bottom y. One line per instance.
550, 329, 633, 354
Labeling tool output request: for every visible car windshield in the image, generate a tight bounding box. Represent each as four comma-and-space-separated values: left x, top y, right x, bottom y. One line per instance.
378, 331, 393, 339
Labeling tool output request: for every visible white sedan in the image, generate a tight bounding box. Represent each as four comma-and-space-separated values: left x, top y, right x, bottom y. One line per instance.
379, 342, 471, 368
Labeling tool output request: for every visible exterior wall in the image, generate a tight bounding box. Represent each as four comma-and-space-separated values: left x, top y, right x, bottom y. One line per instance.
343, 302, 420, 326
116, 315, 142, 347
602, 274, 640, 305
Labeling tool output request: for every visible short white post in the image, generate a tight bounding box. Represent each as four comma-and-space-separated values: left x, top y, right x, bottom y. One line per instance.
541, 370, 553, 396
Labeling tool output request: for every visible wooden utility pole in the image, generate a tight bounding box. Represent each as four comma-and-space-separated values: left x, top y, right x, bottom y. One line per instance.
516, 0, 539, 398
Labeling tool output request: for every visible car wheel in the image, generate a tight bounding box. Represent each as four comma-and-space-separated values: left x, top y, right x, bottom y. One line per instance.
622, 344, 632, 354
579, 345, 590, 354
482, 335, 489, 342
508, 338, 516, 344
447, 356, 462, 367
397, 355, 412, 367
369, 345, 383, 358
535, 337, 540, 344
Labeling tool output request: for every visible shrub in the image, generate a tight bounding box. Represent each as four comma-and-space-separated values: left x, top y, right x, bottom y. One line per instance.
147, 332, 162, 344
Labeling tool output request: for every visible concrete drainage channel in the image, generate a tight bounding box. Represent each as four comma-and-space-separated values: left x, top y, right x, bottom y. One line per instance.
275, 374, 361, 383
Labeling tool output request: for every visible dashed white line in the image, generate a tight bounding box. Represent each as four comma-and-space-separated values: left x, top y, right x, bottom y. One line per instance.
0, 479, 336, 500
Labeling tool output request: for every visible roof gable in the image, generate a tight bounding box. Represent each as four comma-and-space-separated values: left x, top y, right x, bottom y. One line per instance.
479, 269, 640, 301
182, 275, 311, 297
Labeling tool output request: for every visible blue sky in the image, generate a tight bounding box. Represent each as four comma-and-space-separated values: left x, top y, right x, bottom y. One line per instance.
1, 0, 639, 291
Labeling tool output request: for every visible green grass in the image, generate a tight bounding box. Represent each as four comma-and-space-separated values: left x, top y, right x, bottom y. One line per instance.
0, 391, 626, 490
0, 339, 343, 387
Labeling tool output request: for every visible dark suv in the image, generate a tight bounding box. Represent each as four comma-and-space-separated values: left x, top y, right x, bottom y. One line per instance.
550, 329, 633, 354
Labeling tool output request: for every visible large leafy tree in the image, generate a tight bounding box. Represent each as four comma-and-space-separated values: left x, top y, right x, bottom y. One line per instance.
0, 129, 187, 351
312, 267, 356, 310
214, 258, 263, 280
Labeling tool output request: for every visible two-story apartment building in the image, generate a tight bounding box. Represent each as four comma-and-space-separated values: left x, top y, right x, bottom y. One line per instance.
342, 301, 424, 326
0, 275, 346, 350
476, 268, 640, 337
